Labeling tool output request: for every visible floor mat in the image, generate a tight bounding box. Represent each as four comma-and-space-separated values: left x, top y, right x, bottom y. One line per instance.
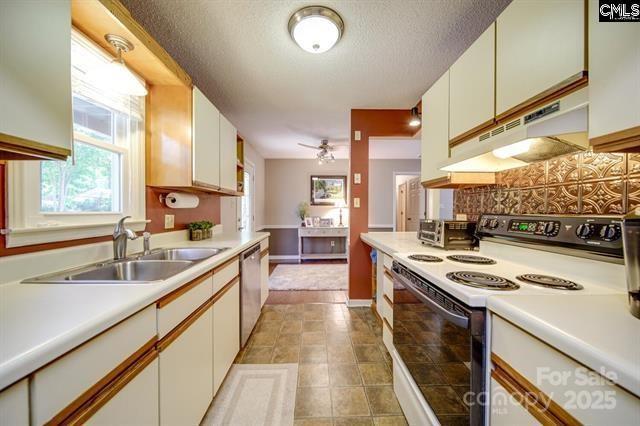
269, 264, 348, 290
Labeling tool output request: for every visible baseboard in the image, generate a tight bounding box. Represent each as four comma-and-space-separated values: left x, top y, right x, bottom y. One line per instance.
346, 298, 372, 307
269, 255, 300, 261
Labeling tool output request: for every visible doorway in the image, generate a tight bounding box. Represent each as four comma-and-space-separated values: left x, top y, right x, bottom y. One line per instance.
392, 172, 424, 232
239, 160, 255, 231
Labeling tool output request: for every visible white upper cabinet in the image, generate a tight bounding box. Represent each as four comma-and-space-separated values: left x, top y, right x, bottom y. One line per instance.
496, 0, 585, 116
449, 23, 495, 142
219, 114, 238, 192
421, 71, 450, 184
192, 86, 221, 188
0, 0, 72, 160
588, 0, 640, 151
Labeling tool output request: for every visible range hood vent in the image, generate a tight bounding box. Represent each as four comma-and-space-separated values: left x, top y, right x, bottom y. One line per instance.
440, 88, 589, 173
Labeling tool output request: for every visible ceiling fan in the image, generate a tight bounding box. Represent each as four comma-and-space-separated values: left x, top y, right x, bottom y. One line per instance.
298, 139, 345, 164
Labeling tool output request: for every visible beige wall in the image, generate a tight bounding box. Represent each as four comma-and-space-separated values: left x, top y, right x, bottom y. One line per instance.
265, 159, 350, 227
368, 159, 421, 227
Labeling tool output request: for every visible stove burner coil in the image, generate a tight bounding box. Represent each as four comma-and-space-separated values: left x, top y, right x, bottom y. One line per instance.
446, 254, 497, 265
408, 254, 444, 263
446, 271, 519, 290
516, 274, 583, 290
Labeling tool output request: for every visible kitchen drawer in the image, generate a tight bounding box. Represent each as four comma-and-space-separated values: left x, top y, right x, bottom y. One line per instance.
382, 318, 393, 353
31, 305, 156, 425
0, 379, 28, 426
383, 253, 393, 270
213, 256, 239, 293
157, 272, 214, 338
299, 227, 347, 237
382, 270, 394, 302
382, 295, 393, 325
260, 238, 269, 251
491, 314, 640, 424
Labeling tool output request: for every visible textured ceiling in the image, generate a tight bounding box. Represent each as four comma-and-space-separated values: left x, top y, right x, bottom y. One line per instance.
121, 0, 510, 158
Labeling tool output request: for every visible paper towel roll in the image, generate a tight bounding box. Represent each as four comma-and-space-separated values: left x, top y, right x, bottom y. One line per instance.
165, 192, 200, 209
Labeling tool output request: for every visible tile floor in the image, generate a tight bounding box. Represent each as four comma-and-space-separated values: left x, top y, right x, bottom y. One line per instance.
235, 303, 408, 425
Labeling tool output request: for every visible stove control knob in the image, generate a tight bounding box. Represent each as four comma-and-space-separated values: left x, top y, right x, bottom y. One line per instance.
599, 224, 621, 242
543, 222, 558, 236
488, 219, 499, 229
575, 223, 593, 239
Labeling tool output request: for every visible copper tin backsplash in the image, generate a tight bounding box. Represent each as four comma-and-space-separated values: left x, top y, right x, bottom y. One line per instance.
454, 152, 640, 221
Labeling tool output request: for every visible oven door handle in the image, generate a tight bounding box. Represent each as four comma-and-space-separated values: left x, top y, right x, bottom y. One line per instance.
393, 271, 469, 329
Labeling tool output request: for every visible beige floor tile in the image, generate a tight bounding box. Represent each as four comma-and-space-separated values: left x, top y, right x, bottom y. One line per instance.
365, 387, 403, 416
271, 344, 300, 363
373, 417, 408, 426
333, 417, 374, 425
241, 346, 274, 363
277, 333, 302, 346
326, 332, 351, 345
358, 364, 392, 385
329, 364, 362, 386
256, 320, 282, 333
294, 418, 333, 426
281, 319, 303, 334
353, 345, 383, 363
328, 344, 357, 364
262, 311, 285, 321
286, 311, 306, 320
300, 345, 328, 364
325, 320, 349, 332
295, 387, 332, 418
331, 387, 371, 417
298, 363, 330, 387
303, 320, 326, 332
304, 311, 325, 321
251, 330, 278, 346
350, 331, 378, 345
302, 331, 327, 345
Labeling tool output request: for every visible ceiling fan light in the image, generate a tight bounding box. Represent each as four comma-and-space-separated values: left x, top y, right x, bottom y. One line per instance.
289, 6, 344, 54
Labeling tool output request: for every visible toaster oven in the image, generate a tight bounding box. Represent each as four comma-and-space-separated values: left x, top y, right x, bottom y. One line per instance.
417, 219, 478, 250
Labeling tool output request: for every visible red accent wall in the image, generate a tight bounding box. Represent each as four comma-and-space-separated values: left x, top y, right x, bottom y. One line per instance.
0, 163, 221, 257
349, 109, 416, 300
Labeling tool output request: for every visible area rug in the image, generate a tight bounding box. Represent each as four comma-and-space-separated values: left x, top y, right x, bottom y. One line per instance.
201, 364, 298, 426
269, 264, 348, 290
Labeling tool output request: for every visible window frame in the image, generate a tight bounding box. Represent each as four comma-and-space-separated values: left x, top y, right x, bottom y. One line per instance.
5, 30, 147, 248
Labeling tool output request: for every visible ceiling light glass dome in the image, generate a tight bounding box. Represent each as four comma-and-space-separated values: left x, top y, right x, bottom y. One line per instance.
289, 6, 344, 54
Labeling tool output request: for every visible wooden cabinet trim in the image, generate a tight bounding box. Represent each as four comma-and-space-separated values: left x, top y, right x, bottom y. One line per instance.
491, 353, 581, 426
449, 118, 496, 148
383, 269, 393, 281
60, 347, 158, 426
0, 133, 71, 161
213, 276, 240, 304
383, 317, 393, 332
213, 256, 239, 274
46, 336, 157, 425
421, 173, 496, 189
260, 248, 269, 259
156, 271, 213, 309
495, 71, 588, 125
383, 294, 393, 308
590, 125, 640, 153
157, 297, 215, 352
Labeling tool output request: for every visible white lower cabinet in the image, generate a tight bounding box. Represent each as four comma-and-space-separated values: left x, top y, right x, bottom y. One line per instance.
87, 357, 159, 426
489, 377, 538, 426
0, 379, 29, 426
160, 307, 214, 426
260, 251, 269, 307
213, 280, 240, 395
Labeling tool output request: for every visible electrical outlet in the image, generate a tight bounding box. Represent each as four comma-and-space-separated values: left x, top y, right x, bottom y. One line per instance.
354, 130, 361, 141
164, 214, 175, 229
354, 197, 360, 208
330, 240, 335, 247
354, 173, 361, 184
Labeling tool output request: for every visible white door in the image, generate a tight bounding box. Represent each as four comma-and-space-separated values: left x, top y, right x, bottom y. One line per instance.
239, 161, 255, 232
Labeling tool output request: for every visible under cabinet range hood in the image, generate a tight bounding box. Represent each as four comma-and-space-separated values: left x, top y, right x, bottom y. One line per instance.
441, 88, 589, 173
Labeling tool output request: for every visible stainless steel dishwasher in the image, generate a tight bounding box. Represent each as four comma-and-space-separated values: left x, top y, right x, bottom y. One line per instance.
240, 244, 261, 347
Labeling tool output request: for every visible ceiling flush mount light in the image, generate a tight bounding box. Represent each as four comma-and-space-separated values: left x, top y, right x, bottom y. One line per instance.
89, 34, 147, 96
409, 107, 421, 127
288, 6, 344, 54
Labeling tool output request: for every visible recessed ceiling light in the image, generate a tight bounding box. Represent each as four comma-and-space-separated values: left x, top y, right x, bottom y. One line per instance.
288, 6, 344, 54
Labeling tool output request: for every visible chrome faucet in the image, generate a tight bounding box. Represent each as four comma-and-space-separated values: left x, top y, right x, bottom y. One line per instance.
142, 232, 152, 255
113, 216, 138, 260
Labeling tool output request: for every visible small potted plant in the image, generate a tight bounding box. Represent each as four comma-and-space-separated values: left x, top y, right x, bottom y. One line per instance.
201, 221, 214, 239
188, 221, 204, 241
297, 202, 310, 227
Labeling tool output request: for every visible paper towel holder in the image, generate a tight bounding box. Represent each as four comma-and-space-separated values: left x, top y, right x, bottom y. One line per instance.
158, 193, 177, 205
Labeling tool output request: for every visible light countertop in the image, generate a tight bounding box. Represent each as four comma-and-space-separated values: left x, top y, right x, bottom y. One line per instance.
0, 231, 268, 391
488, 294, 640, 398
361, 232, 433, 254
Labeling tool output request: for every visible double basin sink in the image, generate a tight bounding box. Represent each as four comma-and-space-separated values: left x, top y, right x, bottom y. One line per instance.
23, 248, 230, 284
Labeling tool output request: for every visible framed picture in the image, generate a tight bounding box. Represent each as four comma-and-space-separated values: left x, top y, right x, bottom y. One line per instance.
310, 175, 347, 206
312, 216, 321, 227
319, 218, 333, 227
304, 217, 314, 227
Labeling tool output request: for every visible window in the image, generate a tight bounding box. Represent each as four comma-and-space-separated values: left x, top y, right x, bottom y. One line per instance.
7, 30, 146, 247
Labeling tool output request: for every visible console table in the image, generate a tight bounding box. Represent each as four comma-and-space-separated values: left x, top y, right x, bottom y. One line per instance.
298, 227, 348, 261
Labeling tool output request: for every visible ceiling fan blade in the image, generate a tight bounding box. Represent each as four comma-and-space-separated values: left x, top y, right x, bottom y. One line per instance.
297, 143, 322, 150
